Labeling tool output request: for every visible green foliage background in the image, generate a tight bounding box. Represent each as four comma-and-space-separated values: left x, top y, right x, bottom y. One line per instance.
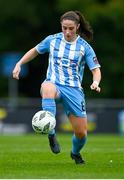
0, 0, 124, 98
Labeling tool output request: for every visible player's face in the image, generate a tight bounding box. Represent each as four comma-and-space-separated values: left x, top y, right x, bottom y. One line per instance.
61, 19, 80, 42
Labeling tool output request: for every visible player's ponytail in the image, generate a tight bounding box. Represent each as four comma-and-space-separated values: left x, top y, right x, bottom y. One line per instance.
75, 11, 93, 41
60, 11, 93, 41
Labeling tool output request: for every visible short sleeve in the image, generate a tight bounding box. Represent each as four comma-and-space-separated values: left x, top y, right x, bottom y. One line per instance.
35, 35, 52, 54
84, 44, 101, 70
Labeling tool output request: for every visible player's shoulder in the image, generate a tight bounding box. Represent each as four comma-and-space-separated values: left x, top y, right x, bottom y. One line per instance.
48, 32, 63, 41
78, 36, 92, 49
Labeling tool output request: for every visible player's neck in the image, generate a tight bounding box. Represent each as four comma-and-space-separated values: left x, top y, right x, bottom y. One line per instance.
63, 34, 79, 43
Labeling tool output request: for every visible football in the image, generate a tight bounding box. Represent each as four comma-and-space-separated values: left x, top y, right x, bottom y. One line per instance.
32, 110, 56, 134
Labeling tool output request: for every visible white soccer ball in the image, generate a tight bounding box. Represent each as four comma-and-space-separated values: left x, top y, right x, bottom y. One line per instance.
32, 110, 56, 134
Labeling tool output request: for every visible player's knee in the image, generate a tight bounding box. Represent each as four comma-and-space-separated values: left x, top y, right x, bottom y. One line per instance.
40, 82, 57, 98
75, 130, 87, 139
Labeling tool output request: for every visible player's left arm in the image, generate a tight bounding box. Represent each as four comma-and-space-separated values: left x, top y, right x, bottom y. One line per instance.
90, 68, 101, 93
84, 43, 101, 93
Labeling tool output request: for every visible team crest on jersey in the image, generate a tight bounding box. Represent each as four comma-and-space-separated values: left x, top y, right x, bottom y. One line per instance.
80, 50, 84, 56
75, 50, 84, 57
77, 50, 84, 61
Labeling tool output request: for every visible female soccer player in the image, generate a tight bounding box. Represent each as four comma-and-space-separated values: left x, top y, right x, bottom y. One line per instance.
13, 11, 101, 164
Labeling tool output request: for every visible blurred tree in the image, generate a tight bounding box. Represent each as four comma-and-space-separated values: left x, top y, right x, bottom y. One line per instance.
0, 0, 59, 51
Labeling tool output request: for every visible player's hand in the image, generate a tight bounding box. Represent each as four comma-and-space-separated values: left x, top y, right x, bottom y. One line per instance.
90, 81, 101, 93
12, 63, 21, 80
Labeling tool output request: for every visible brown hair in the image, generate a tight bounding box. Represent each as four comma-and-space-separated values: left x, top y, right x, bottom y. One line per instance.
60, 11, 93, 41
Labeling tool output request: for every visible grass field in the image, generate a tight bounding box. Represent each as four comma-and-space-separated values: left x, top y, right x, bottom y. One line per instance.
0, 133, 124, 179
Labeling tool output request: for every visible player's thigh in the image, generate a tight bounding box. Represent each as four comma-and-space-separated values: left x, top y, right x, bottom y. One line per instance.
69, 114, 87, 138
60, 86, 87, 117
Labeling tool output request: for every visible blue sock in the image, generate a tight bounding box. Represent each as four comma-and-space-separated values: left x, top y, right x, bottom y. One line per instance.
72, 134, 87, 155
42, 98, 56, 135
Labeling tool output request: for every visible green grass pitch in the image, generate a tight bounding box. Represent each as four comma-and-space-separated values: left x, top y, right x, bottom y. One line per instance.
0, 133, 124, 179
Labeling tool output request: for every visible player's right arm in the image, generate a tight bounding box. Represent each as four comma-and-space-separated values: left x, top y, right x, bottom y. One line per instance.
13, 35, 52, 80
12, 47, 39, 80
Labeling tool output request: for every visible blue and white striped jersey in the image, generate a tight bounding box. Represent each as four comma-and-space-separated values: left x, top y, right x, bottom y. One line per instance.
35, 32, 100, 88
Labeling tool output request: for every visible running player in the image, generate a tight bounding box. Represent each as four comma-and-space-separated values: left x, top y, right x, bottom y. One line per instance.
12, 11, 101, 164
